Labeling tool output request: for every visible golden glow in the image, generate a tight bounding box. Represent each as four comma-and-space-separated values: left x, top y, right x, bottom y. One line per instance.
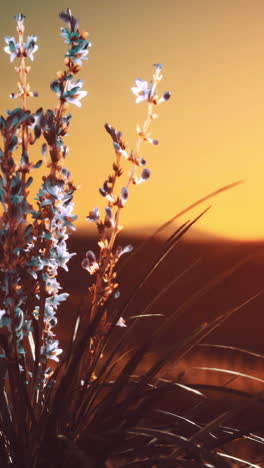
1, 0, 264, 240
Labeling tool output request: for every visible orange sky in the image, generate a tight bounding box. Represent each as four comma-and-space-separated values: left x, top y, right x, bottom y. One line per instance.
1, 0, 264, 241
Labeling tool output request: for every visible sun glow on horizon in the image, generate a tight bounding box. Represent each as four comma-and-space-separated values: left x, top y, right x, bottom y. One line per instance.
1, 0, 264, 242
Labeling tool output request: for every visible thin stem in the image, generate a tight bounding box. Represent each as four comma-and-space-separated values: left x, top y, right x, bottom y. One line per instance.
108, 76, 159, 254
17, 19, 29, 190
86, 73, 162, 384
92, 76, 158, 309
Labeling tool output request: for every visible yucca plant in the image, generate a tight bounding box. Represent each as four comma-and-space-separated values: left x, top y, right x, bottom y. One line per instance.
0, 9, 264, 468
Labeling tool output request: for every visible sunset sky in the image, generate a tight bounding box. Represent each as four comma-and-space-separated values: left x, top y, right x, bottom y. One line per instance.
1, 0, 264, 241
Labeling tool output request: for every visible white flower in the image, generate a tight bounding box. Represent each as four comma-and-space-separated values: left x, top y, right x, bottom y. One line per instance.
116, 317, 127, 327
58, 201, 75, 219
131, 79, 150, 103
42, 339, 63, 362
71, 49, 89, 66
86, 207, 100, 223
81, 250, 99, 275
25, 35, 38, 61
115, 244, 133, 257
66, 79, 87, 107
0, 310, 6, 321
49, 347, 63, 362
4, 36, 20, 62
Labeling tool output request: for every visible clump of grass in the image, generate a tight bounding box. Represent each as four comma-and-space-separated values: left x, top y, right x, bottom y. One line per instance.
0, 9, 263, 468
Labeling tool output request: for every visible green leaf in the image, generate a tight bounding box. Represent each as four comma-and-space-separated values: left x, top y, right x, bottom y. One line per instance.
63, 86, 80, 98
32, 159, 42, 169
25, 176, 33, 188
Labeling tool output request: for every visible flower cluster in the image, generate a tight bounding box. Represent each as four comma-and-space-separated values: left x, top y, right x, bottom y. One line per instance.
4, 14, 38, 101
4, 20, 38, 63
50, 76, 87, 108
41, 338, 62, 362
0, 107, 40, 353
26, 10, 90, 368
26, 174, 77, 361
0, 10, 90, 378
59, 8, 91, 72
131, 63, 171, 105
49, 8, 90, 109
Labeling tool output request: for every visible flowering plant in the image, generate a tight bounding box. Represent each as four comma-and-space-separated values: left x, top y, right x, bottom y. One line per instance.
0, 9, 263, 468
